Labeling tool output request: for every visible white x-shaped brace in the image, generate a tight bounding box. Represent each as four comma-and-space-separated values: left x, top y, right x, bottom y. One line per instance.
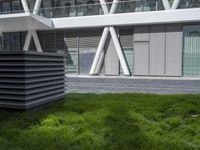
90, 0, 130, 76
21, 0, 43, 52
90, 0, 181, 76
162, 0, 181, 10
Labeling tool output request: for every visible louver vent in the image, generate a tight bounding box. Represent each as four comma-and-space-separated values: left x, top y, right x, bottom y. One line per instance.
65, 32, 77, 49
79, 30, 102, 48
0, 51, 65, 110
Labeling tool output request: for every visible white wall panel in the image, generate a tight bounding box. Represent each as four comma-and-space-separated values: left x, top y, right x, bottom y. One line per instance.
165, 25, 183, 76
150, 26, 165, 76
134, 26, 150, 42
105, 37, 119, 75
134, 42, 149, 76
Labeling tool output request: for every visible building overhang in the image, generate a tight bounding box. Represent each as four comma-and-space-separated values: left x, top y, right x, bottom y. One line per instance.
52, 8, 200, 29
0, 13, 53, 32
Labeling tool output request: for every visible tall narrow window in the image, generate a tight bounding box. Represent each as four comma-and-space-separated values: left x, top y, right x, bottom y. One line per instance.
183, 26, 200, 76
64, 32, 78, 74
119, 29, 134, 75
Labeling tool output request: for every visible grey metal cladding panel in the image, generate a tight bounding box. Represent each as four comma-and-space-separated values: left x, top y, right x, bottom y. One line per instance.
150, 26, 165, 76
134, 42, 149, 76
105, 38, 119, 75
134, 26, 150, 42
119, 29, 134, 48
165, 25, 183, 76
79, 30, 102, 48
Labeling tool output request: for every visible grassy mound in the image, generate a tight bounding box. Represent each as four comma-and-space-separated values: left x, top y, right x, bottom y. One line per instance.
0, 93, 200, 150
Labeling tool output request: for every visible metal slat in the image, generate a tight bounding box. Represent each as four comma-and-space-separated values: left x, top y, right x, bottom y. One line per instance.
0, 51, 65, 109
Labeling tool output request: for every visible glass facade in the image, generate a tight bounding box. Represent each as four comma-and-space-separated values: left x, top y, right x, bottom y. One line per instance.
183, 25, 200, 76
65, 37, 78, 74
179, 0, 200, 9
0, 0, 199, 16
34, 0, 200, 18
119, 28, 134, 75
0, 0, 23, 14
66, 49, 78, 73
3, 32, 21, 51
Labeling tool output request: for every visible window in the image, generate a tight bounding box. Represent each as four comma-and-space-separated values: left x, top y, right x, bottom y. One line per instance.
183, 26, 200, 76
65, 48, 78, 74
41, 0, 53, 17
3, 33, 21, 51
119, 29, 134, 75
188, 0, 200, 8
179, 0, 200, 9
76, 1, 84, 16
11, 0, 22, 12
2, 1, 10, 13
64, 32, 78, 74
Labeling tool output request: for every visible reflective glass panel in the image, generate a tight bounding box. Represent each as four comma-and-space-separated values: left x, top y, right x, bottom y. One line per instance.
183, 25, 200, 76
2, 1, 10, 13
11, 0, 22, 12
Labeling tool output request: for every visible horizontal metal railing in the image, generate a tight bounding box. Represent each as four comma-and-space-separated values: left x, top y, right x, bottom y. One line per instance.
0, 0, 199, 17
37, 0, 200, 18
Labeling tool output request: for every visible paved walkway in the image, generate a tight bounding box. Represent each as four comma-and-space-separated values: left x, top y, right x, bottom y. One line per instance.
66, 76, 200, 94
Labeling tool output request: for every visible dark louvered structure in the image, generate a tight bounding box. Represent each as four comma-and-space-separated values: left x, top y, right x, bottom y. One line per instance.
0, 51, 65, 110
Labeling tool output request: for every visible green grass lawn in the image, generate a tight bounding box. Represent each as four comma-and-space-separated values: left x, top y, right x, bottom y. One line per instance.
0, 93, 200, 150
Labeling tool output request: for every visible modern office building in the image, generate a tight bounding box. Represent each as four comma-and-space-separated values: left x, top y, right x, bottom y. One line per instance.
0, 0, 200, 93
